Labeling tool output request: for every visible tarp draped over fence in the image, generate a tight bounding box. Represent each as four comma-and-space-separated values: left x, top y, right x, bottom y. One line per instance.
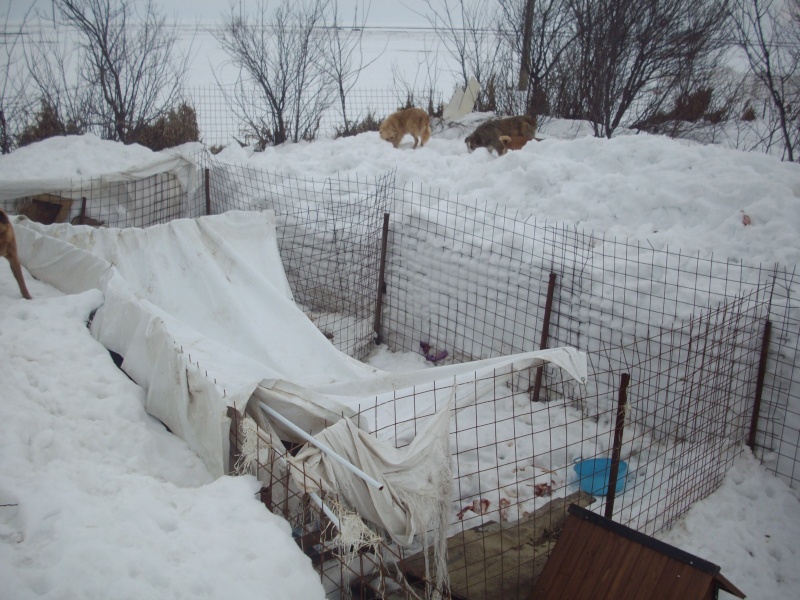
13, 211, 587, 543
0, 145, 199, 227
0, 150, 196, 204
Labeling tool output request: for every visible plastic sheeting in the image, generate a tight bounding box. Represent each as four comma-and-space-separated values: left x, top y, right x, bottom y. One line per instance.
0, 152, 195, 204
13, 211, 587, 495
14, 211, 379, 474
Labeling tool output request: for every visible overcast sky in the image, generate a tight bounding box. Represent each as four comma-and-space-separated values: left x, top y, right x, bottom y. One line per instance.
7, 0, 445, 28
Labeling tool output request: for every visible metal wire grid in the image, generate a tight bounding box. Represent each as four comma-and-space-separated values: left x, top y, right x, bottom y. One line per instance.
186, 86, 444, 147
592, 287, 768, 533
755, 268, 800, 484
202, 155, 394, 360
381, 183, 587, 363
351, 361, 580, 599
227, 409, 416, 599
382, 185, 797, 486
3, 170, 191, 228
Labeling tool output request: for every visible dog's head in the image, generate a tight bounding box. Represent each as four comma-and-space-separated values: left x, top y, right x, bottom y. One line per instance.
465, 130, 505, 155
464, 133, 482, 153
379, 120, 398, 144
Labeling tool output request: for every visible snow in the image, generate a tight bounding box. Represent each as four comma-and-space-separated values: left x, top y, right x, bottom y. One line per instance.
2, 117, 800, 599
216, 115, 800, 267
0, 290, 326, 599
0, 134, 161, 181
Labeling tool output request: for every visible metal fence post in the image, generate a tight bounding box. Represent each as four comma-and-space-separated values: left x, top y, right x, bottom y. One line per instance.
204, 167, 211, 216
748, 319, 772, 451
532, 272, 558, 402
605, 373, 630, 519
373, 212, 390, 345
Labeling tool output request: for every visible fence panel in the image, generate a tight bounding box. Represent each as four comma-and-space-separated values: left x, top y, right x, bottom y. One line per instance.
203, 154, 394, 360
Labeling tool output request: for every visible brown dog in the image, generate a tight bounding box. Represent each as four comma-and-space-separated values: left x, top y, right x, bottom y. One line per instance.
0, 210, 32, 299
465, 115, 537, 155
379, 107, 431, 149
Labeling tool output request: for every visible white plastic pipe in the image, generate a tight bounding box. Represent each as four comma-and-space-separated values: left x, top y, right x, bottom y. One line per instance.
308, 491, 340, 530
257, 401, 385, 491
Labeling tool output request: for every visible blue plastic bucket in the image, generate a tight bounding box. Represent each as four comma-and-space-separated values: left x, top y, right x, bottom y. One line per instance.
573, 457, 628, 496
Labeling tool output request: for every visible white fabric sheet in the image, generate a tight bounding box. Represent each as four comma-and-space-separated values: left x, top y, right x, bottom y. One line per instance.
14, 211, 378, 474
14, 211, 587, 494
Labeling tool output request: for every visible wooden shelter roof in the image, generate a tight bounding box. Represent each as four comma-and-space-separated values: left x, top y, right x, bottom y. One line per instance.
531, 504, 746, 600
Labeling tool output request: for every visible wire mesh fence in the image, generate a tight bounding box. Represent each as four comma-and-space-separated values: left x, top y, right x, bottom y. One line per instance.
185, 85, 445, 147
199, 153, 393, 360
381, 187, 789, 534
4, 153, 799, 598
2, 169, 194, 228
228, 408, 414, 599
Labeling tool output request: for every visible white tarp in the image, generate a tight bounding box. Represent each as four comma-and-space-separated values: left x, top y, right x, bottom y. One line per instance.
1, 149, 198, 228
0, 153, 195, 204
14, 211, 587, 549
13, 210, 381, 474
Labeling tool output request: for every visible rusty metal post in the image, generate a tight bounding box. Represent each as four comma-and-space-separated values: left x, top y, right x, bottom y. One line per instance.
78, 196, 88, 224
748, 319, 772, 451
204, 167, 211, 216
532, 272, 558, 402
373, 213, 390, 345
605, 373, 630, 519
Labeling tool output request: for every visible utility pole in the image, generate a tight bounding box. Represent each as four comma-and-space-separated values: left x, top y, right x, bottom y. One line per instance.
518, 0, 535, 90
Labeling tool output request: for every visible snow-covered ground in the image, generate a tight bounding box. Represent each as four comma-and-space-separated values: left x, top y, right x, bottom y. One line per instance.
2, 118, 800, 599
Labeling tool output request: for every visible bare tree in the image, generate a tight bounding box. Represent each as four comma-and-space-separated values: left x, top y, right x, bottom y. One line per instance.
733, 0, 800, 161
215, 0, 334, 146
22, 18, 92, 144
498, 0, 575, 115
30, 0, 193, 144
420, 0, 504, 108
566, 0, 731, 138
0, 2, 34, 153
321, 1, 385, 134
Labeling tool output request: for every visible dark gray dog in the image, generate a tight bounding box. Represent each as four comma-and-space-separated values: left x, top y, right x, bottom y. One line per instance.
465, 115, 537, 155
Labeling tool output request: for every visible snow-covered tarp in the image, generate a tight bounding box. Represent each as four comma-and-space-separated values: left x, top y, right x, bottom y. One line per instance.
13, 210, 586, 546
0, 135, 199, 227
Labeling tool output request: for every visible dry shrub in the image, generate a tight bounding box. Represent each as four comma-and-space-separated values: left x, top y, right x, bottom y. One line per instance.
475, 76, 498, 113
636, 88, 729, 133
335, 112, 381, 138
397, 93, 442, 118
17, 99, 84, 148
133, 102, 200, 151
427, 97, 444, 118
672, 89, 713, 122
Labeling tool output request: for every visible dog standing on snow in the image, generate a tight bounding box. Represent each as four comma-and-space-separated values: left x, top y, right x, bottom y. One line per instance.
465, 115, 537, 156
379, 107, 431, 149
0, 209, 32, 299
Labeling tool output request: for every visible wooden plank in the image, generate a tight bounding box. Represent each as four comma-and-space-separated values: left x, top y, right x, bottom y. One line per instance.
17, 194, 73, 224
400, 491, 594, 599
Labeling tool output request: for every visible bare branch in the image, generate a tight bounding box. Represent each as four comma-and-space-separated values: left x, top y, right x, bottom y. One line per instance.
732, 0, 800, 161
215, 0, 335, 146
44, 0, 193, 143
